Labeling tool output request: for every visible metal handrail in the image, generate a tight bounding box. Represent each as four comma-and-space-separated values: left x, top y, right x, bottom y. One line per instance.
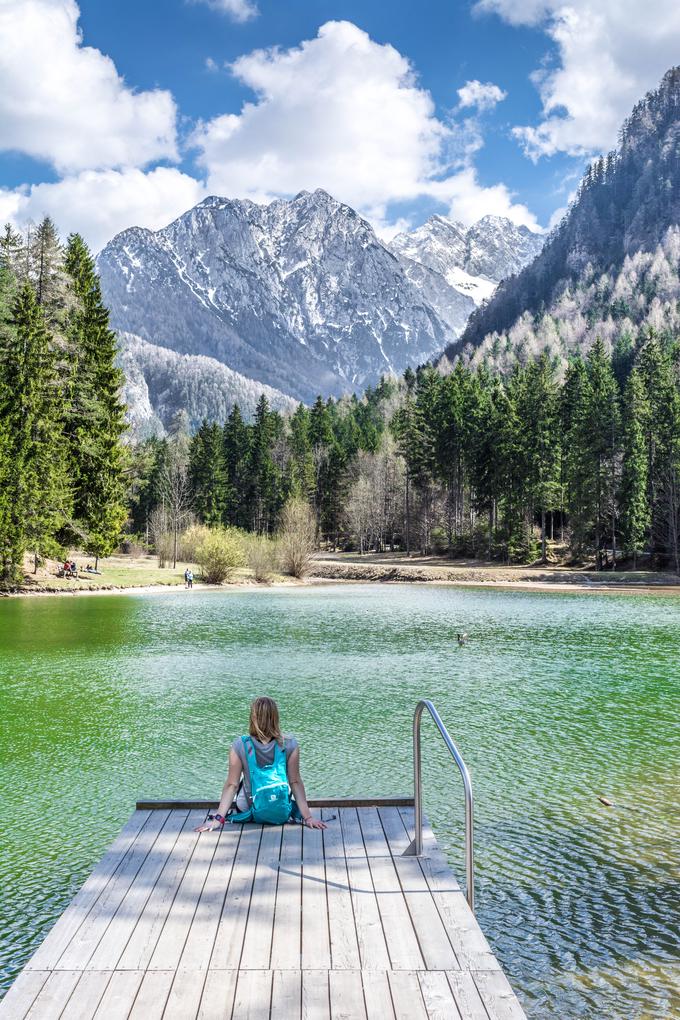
402, 699, 475, 913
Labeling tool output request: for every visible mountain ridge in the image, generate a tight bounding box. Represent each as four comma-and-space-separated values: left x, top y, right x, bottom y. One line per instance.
97, 190, 543, 427
442, 66, 680, 368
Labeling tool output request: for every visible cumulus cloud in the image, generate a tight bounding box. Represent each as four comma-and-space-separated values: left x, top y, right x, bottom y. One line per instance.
192, 21, 538, 228
457, 79, 507, 111
193, 21, 444, 212
0, 0, 178, 173
476, 0, 680, 159
429, 168, 540, 230
1, 169, 206, 253
192, 0, 258, 22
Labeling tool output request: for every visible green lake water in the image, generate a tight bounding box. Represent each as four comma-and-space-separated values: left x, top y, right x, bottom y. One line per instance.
0, 584, 678, 1018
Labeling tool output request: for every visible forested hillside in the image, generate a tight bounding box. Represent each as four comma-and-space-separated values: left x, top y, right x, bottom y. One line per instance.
444, 67, 680, 368
132, 333, 680, 572
0, 220, 127, 581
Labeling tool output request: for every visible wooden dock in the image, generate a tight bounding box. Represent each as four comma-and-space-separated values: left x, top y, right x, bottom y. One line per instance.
0, 798, 527, 1019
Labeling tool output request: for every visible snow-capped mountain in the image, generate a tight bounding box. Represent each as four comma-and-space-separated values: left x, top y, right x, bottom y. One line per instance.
98, 191, 543, 428
389, 214, 544, 307
99, 190, 452, 406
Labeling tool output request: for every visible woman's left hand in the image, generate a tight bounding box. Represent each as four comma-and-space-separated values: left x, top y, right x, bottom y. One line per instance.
303, 815, 327, 829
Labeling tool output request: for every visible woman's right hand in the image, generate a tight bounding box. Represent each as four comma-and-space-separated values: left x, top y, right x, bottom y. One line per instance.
303, 815, 327, 830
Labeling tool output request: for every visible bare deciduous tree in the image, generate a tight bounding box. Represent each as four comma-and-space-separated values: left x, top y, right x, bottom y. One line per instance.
278, 498, 317, 578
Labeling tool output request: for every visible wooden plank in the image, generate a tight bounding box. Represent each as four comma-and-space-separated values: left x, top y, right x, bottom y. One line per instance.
59, 972, 113, 1020
301, 970, 329, 1020
209, 825, 263, 970
473, 971, 527, 1019
338, 809, 390, 971
418, 972, 463, 1020
55, 810, 170, 971
23, 970, 80, 1019
26, 811, 152, 971
377, 808, 459, 971
387, 972, 429, 1020
356, 810, 424, 972
446, 972, 491, 1020
321, 807, 360, 970
117, 810, 204, 970
231, 970, 272, 1020
88, 810, 189, 970
399, 809, 460, 889
270, 971, 301, 1020
91, 971, 144, 1020
240, 824, 283, 970
148, 821, 221, 971
179, 823, 242, 971
197, 970, 238, 1020
360, 972, 395, 1020
136, 797, 414, 810
328, 971, 366, 1020
127, 971, 174, 1020
0, 971, 49, 1019
270, 823, 303, 970
399, 809, 497, 971
301, 822, 331, 970
163, 969, 207, 1020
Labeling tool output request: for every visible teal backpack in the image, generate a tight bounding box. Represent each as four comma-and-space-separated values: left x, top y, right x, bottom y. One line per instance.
229, 735, 300, 825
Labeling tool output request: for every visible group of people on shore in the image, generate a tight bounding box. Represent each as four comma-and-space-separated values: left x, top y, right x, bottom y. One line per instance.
59, 560, 102, 579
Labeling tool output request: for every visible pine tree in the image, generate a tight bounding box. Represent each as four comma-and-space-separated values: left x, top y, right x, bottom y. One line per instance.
619, 367, 651, 567
519, 354, 561, 562
637, 333, 680, 570
0, 223, 24, 277
189, 421, 226, 526
0, 282, 68, 580
582, 339, 621, 569
223, 404, 250, 528
562, 357, 590, 556
32, 217, 65, 323
286, 403, 315, 500
62, 234, 128, 562
249, 395, 282, 533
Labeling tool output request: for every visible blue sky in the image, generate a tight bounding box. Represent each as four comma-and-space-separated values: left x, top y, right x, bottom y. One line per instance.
1, 0, 678, 250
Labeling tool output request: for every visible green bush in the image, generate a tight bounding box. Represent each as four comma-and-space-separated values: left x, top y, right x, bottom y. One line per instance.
195, 527, 244, 584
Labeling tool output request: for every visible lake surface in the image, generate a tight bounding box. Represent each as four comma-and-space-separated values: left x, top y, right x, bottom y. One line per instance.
0, 584, 678, 1018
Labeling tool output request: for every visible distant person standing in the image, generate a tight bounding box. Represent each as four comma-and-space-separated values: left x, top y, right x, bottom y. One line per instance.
184, 568, 193, 589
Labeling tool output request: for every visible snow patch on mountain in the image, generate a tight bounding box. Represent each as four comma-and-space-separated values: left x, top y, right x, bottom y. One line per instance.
389, 214, 544, 307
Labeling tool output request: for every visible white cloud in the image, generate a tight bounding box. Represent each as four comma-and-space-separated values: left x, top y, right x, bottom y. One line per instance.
457, 79, 507, 111
0, 0, 178, 173
193, 0, 258, 23
193, 21, 444, 212
429, 168, 541, 230
192, 21, 538, 229
1, 169, 206, 253
477, 0, 680, 159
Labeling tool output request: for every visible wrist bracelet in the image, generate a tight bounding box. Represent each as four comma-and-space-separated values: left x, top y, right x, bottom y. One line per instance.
208, 813, 225, 825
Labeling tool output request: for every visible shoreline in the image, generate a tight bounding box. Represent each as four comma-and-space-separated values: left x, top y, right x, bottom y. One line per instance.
3, 563, 680, 598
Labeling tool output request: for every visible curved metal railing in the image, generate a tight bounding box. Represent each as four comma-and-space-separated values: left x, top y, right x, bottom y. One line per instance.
401, 699, 475, 913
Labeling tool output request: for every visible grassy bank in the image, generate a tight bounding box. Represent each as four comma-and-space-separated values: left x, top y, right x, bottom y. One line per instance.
2, 552, 293, 596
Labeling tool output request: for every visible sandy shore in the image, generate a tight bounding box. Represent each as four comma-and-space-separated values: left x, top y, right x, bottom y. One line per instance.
3, 560, 680, 598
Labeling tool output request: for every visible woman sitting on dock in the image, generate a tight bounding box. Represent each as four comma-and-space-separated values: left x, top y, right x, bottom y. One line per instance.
196, 696, 326, 832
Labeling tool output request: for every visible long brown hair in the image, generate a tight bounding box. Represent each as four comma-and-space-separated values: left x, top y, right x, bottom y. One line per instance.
249, 696, 284, 747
